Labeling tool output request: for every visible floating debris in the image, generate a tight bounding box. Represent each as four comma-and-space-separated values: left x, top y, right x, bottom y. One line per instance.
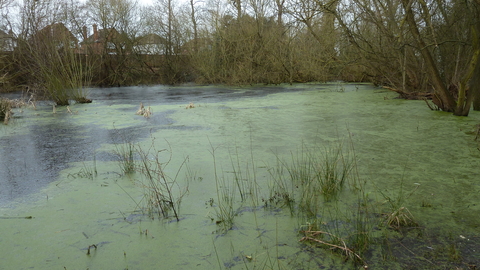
135, 102, 152, 118
143, 106, 152, 118
135, 102, 145, 115
186, 102, 195, 109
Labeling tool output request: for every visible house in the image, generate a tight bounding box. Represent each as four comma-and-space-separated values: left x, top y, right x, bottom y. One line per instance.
80, 24, 130, 55
133, 33, 166, 55
0, 30, 16, 52
35, 23, 78, 50
180, 37, 212, 55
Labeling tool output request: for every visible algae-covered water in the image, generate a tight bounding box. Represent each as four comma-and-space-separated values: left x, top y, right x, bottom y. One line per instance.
1, 83, 479, 269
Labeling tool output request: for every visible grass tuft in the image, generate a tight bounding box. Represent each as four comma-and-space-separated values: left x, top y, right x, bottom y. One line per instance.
135, 139, 188, 221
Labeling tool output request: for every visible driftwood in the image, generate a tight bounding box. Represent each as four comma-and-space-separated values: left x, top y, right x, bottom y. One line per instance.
383, 86, 433, 100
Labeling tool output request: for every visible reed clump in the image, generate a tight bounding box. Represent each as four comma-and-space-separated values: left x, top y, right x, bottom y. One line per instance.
268, 140, 355, 217
1, 97, 12, 124
111, 129, 188, 221
135, 139, 188, 221
300, 224, 368, 268
18, 27, 93, 106
266, 137, 377, 266
114, 141, 136, 175
379, 179, 419, 230
209, 142, 238, 232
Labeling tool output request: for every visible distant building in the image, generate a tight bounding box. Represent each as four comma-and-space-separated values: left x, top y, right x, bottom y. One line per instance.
80, 24, 130, 55
34, 23, 78, 50
134, 33, 166, 55
180, 37, 212, 55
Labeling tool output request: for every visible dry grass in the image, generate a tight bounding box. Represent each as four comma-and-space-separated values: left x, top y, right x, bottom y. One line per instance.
384, 206, 418, 230
300, 224, 368, 268
1, 97, 12, 124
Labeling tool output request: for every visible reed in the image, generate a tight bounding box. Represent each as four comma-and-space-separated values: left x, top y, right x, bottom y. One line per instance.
267, 139, 355, 219
115, 141, 136, 175
135, 140, 188, 221
378, 177, 419, 230
265, 157, 296, 214
209, 141, 237, 232
20, 29, 93, 105
1, 97, 12, 124
300, 224, 368, 268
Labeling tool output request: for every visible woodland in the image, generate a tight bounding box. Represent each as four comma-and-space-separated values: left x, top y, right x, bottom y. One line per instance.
0, 0, 479, 115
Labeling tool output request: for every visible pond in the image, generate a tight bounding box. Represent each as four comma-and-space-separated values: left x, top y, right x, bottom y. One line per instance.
1, 83, 479, 269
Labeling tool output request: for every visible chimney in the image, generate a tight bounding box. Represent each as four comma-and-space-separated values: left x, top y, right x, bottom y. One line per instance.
93, 24, 98, 42
82, 25, 87, 41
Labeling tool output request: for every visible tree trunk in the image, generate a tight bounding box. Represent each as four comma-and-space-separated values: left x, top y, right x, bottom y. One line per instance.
401, 0, 457, 112
472, 8, 480, 111
456, 44, 479, 116
472, 57, 480, 111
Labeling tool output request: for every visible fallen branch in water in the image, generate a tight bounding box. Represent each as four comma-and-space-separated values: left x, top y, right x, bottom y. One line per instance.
299, 229, 368, 268
0, 216, 33, 219
383, 86, 432, 100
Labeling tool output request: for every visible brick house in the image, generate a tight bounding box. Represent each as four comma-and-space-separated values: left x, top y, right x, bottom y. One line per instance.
80, 24, 130, 55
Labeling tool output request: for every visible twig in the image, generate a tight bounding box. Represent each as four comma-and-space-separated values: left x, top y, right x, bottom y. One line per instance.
300, 229, 368, 268
86, 244, 97, 255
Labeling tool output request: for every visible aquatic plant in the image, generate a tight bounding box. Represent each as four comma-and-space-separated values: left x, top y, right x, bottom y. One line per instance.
378, 178, 419, 230
0, 97, 12, 124
209, 142, 237, 232
211, 178, 237, 232
135, 139, 188, 221
19, 30, 93, 105
111, 125, 137, 174
267, 140, 355, 218
115, 141, 136, 175
318, 141, 356, 200
299, 223, 368, 268
68, 162, 98, 180
301, 191, 373, 267
228, 141, 261, 204
266, 157, 296, 214
265, 135, 377, 267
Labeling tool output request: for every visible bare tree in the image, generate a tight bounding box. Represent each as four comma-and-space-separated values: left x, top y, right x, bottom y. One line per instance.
86, 0, 140, 85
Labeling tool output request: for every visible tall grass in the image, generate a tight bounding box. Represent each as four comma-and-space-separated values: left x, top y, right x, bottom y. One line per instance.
111, 129, 188, 221
112, 126, 136, 175
208, 133, 427, 267
135, 140, 188, 221
1, 97, 12, 124
209, 141, 237, 232
20, 28, 93, 105
266, 157, 296, 214
268, 140, 356, 218
378, 177, 419, 230
265, 137, 377, 266
114, 141, 136, 175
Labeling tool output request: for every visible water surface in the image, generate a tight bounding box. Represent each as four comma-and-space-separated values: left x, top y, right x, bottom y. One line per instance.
1, 83, 479, 269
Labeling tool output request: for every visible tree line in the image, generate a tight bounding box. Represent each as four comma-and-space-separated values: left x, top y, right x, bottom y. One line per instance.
0, 0, 478, 115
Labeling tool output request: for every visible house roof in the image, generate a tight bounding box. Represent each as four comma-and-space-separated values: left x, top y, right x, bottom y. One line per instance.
136, 33, 166, 45
36, 23, 78, 43
82, 27, 125, 45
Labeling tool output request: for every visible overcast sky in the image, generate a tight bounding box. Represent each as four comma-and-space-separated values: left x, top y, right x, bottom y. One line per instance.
138, 0, 154, 6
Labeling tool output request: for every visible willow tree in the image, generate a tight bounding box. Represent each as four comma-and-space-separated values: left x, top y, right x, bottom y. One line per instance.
13, 0, 92, 105
316, 0, 480, 116
399, 0, 479, 115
